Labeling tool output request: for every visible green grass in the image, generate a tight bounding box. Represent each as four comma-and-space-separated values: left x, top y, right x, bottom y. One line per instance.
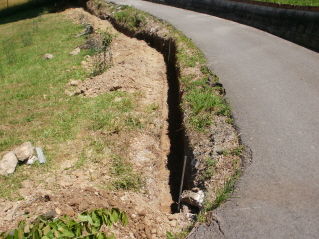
113, 5, 148, 31
110, 155, 145, 192
0, 9, 144, 199
250, 0, 319, 6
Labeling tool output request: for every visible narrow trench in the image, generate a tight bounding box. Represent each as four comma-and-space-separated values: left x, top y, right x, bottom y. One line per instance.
166, 61, 186, 213
145, 37, 193, 213
103, 19, 192, 213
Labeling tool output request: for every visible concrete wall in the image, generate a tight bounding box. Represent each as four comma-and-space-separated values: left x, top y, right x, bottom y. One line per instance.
145, 0, 319, 52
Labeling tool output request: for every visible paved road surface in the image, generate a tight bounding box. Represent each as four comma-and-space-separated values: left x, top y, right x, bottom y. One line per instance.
109, 0, 319, 238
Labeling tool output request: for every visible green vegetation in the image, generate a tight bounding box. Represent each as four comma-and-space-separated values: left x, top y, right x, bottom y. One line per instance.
0, 208, 128, 239
113, 5, 148, 31
199, 158, 217, 180
250, 0, 319, 7
110, 156, 145, 192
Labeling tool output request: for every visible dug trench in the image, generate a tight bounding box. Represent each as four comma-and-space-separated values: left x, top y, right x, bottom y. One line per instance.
106, 14, 195, 213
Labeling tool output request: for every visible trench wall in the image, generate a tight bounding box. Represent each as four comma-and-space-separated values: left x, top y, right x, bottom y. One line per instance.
144, 0, 319, 52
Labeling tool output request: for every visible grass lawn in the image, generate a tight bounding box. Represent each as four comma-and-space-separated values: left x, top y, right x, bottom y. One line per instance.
249, 0, 319, 6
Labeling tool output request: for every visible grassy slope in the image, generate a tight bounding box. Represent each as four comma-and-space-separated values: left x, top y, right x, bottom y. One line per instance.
0, 9, 143, 199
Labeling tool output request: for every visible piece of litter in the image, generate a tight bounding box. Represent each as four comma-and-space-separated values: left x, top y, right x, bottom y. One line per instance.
36, 147, 46, 164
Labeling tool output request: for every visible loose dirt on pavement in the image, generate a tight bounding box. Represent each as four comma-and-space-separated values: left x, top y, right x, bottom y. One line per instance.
0, 8, 190, 238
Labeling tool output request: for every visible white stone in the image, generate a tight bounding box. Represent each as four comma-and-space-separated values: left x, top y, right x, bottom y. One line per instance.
70, 47, 81, 56
69, 79, 82, 86
26, 155, 38, 165
44, 53, 54, 59
14, 142, 34, 161
181, 190, 205, 208
0, 151, 18, 175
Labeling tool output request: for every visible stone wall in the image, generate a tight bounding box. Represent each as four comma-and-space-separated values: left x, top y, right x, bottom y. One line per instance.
145, 0, 319, 52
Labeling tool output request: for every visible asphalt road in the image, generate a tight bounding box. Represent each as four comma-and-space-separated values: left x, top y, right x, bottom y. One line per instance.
109, 0, 319, 237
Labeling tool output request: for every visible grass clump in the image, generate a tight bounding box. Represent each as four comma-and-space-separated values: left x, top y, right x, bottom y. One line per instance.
110, 156, 145, 192
113, 5, 147, 31
199, 158, 217, 181
184, 84, 230, 131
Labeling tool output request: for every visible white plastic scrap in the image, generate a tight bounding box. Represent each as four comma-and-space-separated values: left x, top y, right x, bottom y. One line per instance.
36, 147, 46, 164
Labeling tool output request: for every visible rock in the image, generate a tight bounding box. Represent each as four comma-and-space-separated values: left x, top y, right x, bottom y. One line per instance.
168, 213, 179, 221
64, 206, 75, 216
55, 208, 62, 215
70, 47, 81, 55
69, 79, 82, 86
0, 151, 18, 175
44, 53, 54, 59
14, 142, 34, 161
65, 89, 75, 97
169, 220, 177, 227
181, 190, 205, 208
26, 155, 38, 165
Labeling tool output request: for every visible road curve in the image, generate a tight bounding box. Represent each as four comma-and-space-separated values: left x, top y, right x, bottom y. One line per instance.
108, 0, 319, 238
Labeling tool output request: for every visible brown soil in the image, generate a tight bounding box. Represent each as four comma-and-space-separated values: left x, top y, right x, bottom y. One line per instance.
0, 9, 191, 238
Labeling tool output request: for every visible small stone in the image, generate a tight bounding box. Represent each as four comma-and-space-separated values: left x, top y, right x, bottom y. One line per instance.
14, 142, 34, 161
69, 79, 82, 86
65, 207, 75, 216
0, 151, 18, 175
70, 47, 81, 55
170, 220, 177, 227
44, 53, 54, 59
151, 229, 157, 234
65, 89, 75, 97
26, 155, 38, 165
168, 214, 179, 221
75, 89, 83, 95
181, 190, 205, 208
55, 208, 62, 215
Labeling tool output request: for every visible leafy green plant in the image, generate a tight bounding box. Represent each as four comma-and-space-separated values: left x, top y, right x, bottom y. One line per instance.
0, 208, 128, 239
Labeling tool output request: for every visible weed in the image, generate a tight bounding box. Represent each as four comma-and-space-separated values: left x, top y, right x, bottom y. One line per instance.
185, 87, 223, 115
110, 156, 145, 192
145, 102, 159, 113
218, 149, 230, 156
113, 6, 147, 31
226, 117, 233, 124
232, 146, 244, 156
88, 30, 114, 76
200, 158, 217, 180
0, 208, 128, 239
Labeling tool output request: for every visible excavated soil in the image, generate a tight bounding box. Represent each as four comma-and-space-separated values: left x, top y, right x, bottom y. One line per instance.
0, 9, 191, 238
